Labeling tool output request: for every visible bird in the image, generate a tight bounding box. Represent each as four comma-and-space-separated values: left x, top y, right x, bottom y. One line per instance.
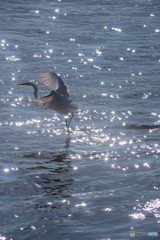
16, 72, 78, 132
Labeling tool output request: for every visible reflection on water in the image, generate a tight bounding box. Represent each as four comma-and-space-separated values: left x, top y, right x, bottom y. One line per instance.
21, 137, 72, 199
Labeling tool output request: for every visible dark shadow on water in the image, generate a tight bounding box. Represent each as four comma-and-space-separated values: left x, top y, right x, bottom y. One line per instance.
21, 137, 73, 202
125, 124, 160, 129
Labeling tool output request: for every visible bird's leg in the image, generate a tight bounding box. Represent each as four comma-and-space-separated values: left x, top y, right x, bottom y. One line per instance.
67, 113, 74, 127
65, 113, 74, 132
65, 118, 70, 132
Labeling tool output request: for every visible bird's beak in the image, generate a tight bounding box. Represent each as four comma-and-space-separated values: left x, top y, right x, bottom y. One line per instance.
16, 83, 27, 86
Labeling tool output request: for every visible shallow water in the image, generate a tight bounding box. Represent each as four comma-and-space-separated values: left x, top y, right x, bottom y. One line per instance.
1, 0, 160, 239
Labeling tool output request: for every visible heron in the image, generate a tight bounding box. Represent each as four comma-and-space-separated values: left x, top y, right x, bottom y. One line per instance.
16, 72, 78, 132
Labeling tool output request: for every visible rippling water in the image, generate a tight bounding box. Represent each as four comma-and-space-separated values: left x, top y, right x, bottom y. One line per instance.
1, 0, 160, 239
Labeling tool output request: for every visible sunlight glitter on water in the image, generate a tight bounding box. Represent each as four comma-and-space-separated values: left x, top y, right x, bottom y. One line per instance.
130, 199, 160, 223
0, 235, 6, 240
129, 212, 145, 220
111, 27, 122, 32
75, 202, 87, 207
143, 199, 160, 213
104, 208, 112, 212
6, 56, 21, 62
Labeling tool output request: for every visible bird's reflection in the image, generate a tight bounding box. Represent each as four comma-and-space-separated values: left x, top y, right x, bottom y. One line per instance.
22, 137, 73, 201
64, 136, 70, 151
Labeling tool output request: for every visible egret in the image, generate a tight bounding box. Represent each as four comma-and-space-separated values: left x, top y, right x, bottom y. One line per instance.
16, 72, 78, 132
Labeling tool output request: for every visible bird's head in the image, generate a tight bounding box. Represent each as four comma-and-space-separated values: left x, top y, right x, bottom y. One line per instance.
16, 82, 38, 99
16, 82, 33, 86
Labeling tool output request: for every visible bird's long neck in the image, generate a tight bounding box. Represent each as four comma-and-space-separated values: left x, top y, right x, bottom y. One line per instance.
30, 83, 38, 99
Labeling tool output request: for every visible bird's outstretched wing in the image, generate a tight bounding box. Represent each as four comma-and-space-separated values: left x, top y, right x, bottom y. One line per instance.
36, 72, 70, 100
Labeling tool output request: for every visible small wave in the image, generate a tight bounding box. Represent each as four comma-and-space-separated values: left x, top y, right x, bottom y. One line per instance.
126, 124, 160, 129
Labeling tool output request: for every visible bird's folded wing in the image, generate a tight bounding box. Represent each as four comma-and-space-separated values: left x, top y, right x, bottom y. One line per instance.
36, 72, 70, 99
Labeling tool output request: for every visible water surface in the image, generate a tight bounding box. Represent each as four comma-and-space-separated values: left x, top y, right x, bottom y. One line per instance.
1, 0, 160, 239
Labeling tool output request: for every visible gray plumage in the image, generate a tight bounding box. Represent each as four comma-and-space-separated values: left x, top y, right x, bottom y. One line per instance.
16, 72, 78, 131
